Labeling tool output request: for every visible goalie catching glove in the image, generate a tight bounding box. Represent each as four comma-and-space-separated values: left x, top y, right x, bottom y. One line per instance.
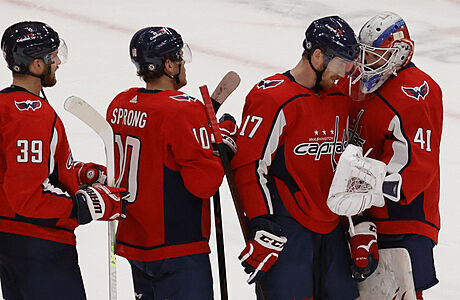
239, 216, 287, 284
72, 184, 130, 225
348, 218, 379, 281
327, 144, 402, 216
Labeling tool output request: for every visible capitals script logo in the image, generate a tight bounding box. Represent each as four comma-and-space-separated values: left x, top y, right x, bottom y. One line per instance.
170, 95, 197, 102
401, 81, 429, 101
257, 79, 284, 90
293, 116, 348, 170
15, 100, 42, 111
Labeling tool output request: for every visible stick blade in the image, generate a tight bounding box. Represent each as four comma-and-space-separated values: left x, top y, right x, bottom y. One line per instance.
64, 95, 115, 186
211, 71, 241, 104
64, 96, 111, 135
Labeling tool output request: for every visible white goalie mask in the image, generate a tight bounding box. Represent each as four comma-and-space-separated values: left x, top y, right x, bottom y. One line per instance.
357, 12, 414, 94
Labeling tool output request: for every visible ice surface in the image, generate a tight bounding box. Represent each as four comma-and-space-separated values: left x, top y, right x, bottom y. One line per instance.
1, 0, 459, 298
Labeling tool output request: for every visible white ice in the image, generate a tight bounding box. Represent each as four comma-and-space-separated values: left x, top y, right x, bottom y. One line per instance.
0, 0, 459, 299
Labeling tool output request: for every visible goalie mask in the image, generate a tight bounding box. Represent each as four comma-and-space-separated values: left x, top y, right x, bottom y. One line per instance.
357, 12, 414, 94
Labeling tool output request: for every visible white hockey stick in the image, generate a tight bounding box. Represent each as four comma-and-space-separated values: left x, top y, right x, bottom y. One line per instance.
64, 96, 118, 300
357, 248, 416, 300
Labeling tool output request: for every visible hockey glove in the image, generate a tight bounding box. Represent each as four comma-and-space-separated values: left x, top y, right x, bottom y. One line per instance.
328, 144, 402, 216
212, 113, 238, 159
349, 219, 379, 281
74, 161, 107, 186
73, 184, 129, 225
239, 216, 287, 284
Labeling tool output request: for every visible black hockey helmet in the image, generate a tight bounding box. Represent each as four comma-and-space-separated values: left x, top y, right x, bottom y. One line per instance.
1, 21, 61, 73
303, 16, 359, 64
130, 26, 189, 73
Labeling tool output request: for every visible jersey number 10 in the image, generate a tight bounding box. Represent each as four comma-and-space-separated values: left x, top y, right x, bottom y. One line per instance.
114, 134, 140, 203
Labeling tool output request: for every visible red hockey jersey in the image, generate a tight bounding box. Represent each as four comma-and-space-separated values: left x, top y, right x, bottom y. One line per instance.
107, 88, 225, 261
231, 72, 352, 234
347, 63, 443, 243
0, 86, 79, 245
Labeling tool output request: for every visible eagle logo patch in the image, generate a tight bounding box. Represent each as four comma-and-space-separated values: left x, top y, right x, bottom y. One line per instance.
15, 100, 42, 111
401, 81, 429, 101
257, 79, 284, 90
170, 95, 197, 102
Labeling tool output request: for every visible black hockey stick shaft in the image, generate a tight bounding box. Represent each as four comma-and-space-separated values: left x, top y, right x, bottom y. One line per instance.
211, 187, 228, 300
200, 85, 266, 300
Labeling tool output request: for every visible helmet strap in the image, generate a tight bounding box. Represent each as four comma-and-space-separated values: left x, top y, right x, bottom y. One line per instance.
23, 60, 51, 86
40, 88, 49, 101
308, 53, 325, 92
162, 61, 182, 85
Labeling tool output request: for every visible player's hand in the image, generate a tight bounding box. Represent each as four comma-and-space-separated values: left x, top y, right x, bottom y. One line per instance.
74, 161, 107, 186
217, 113, 238, 159
239, 216, 287, 284
73, 184, 129, 225
349, 219, 379, 281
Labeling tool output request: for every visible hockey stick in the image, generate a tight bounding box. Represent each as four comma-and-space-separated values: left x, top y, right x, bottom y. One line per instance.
201, 81, 266, 300
63, 96, 118, 300
211, 71, 241, 110
201, 84, 249, 240
199, 71, 240, 300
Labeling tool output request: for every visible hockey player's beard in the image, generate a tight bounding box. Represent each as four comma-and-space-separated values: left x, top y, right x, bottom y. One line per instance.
42, 72, 57, 87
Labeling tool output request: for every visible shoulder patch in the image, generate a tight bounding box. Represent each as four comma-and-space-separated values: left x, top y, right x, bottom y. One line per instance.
170, 94, 198, 102
401, 81, 429, 101
257, 79, 284, 90
129, 95, 138, 103
15, 100, 42, 111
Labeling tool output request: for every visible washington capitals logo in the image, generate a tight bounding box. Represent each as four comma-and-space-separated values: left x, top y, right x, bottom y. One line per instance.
401, 81, 429, 101
257, 79, 284, 90
170, 95, 197, 102
15, 100, 42, 111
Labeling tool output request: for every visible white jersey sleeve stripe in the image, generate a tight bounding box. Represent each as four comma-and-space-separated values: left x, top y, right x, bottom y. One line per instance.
41, 178, 71, 198
49, 127, 58, 175
256, 109, 287, 214
387, 115, 410, 173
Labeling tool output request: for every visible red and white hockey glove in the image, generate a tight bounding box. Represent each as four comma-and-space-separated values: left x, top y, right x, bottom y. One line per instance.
74, 161, 107, 186
73, 184, 129, 225
349, 219, 379, 281
239, 216, 287, 284
217, 113, 238, 159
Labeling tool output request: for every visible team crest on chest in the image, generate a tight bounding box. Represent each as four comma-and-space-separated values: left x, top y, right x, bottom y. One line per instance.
170, 94, 197, 102
257, 79, 284, 90
401, 81, 429, 101
293, 116, 348, 170
15, 100, 42, 111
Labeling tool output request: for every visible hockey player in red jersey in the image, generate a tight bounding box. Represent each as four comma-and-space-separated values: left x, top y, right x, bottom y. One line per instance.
231, 16, 361, 299
334, 12, 442, 299
106, 26, 237, 299
0, 21, 128, 299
